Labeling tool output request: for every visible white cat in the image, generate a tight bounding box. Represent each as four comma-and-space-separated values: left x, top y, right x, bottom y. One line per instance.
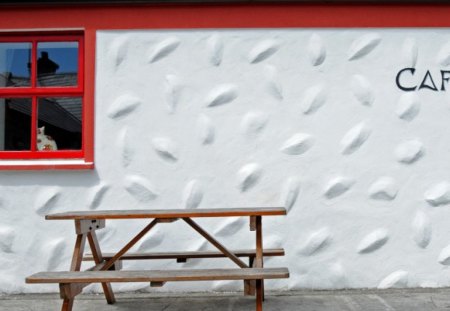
37, 126, 57, 151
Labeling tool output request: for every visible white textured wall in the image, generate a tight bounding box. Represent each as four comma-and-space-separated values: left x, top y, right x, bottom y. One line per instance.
2, 28, 450, 294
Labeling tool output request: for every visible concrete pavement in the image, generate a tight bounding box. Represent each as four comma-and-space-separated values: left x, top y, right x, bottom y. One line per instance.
1, 288, 450, 311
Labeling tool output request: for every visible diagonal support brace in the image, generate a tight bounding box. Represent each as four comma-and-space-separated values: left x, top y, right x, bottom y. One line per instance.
183, 217, 248, 269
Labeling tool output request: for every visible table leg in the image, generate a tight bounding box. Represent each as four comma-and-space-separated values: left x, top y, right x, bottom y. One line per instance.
87, 230, 116, 304
256, 279, 263, 311
244, 255, 256, 296
61, 298, 74, 311
61, 233, 86, 311
255, 216, 265, 301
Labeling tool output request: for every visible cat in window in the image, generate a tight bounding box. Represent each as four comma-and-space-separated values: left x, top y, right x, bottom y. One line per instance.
37, 126, 58, 151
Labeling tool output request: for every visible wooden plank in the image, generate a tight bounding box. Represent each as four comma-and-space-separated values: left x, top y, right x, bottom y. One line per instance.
183, 218, 249, 269
83, 248, 285, 261
45, 207, 287, 220
26, 267, 290, 283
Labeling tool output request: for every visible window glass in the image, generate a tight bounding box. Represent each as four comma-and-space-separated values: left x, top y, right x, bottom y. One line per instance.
0, 98, 31, 150
37, 42, 78, 87
0, 43, 32, 87
37, 97, 82, 151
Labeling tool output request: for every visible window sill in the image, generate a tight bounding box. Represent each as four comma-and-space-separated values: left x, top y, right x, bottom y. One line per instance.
0, 159, 94, 170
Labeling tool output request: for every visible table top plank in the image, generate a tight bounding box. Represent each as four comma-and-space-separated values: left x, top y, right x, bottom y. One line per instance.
26, 268, 290, 283
83, 248, 285, 261
45, 207, 286, 220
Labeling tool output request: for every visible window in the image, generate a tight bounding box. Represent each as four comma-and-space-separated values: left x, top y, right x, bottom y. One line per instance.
0, 32, 87, 167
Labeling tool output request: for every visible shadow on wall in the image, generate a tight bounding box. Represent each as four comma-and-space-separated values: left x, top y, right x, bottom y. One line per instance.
0, 169, 101, 187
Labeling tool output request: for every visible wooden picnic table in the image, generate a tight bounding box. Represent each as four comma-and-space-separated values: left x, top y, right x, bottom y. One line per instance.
26, 207, 289, 311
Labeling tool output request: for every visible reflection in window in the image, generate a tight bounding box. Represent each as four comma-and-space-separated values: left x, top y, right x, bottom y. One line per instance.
37, 97, 82, 150
0, 43, 32, 87
37, 42, 78, 87
0, 98, 31, 150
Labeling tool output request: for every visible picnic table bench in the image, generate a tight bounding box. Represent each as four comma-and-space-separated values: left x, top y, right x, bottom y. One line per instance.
26, 207, 289, 311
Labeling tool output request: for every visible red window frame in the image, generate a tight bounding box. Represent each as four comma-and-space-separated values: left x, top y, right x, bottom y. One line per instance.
0, 32, 85, 161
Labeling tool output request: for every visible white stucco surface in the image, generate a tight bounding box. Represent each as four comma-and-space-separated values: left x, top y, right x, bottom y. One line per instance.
2, 28, 450, 294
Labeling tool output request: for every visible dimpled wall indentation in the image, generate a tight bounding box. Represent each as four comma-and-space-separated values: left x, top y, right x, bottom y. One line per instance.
136, 228, 164, 251
402, 38, 418, 68
248, 39, 279, 64
207, 34, 224, 66
148, 37, 180, 63
281, 177, 300, 213
119, 127, 133, 168
340, 122, 371, 155
436, 42, 450, 66
45, 238, 66, 271
107, 94, 141, 119
280, 133, 314, 155
351, 75, 375, 106
397, 93, 421, 121
241, 111, 269, 137
97, 226, 117, 244
424, 182, 450, 207
368, 177, 398, 201
438, 245, 450, 265
182, 180, 203, 209
34, 188, 60, 216
307, 34, 326, 66
197, 114, 215, 145
0, 226, 14, 253
88, 183, 109, 210
265, 65, 283, 101
164, 75, 183, 114
378, 271, 409, 289
395, 140, 424, 164
124, 175, 159, 202
301, 84, 327, 115
323, 177, 354, 200
412, 210, 432, 249
108, 36, 129, 69
357, 229, 389, 254
348, 33, 381, 61
214, 217, 245, 237
152, 137, 179, 163
205, 84, 238, 107
237, 163, 262, 192
298, 227, 331, 256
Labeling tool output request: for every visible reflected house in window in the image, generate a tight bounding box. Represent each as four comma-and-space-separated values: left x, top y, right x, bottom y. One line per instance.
38, 51, 59, 75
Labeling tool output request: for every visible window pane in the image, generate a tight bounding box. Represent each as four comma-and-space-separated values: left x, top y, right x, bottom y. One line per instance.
37, 97, 82, 151
0, 98, 31, 150
0, 43, 32, 87
37, 42, 78, 87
